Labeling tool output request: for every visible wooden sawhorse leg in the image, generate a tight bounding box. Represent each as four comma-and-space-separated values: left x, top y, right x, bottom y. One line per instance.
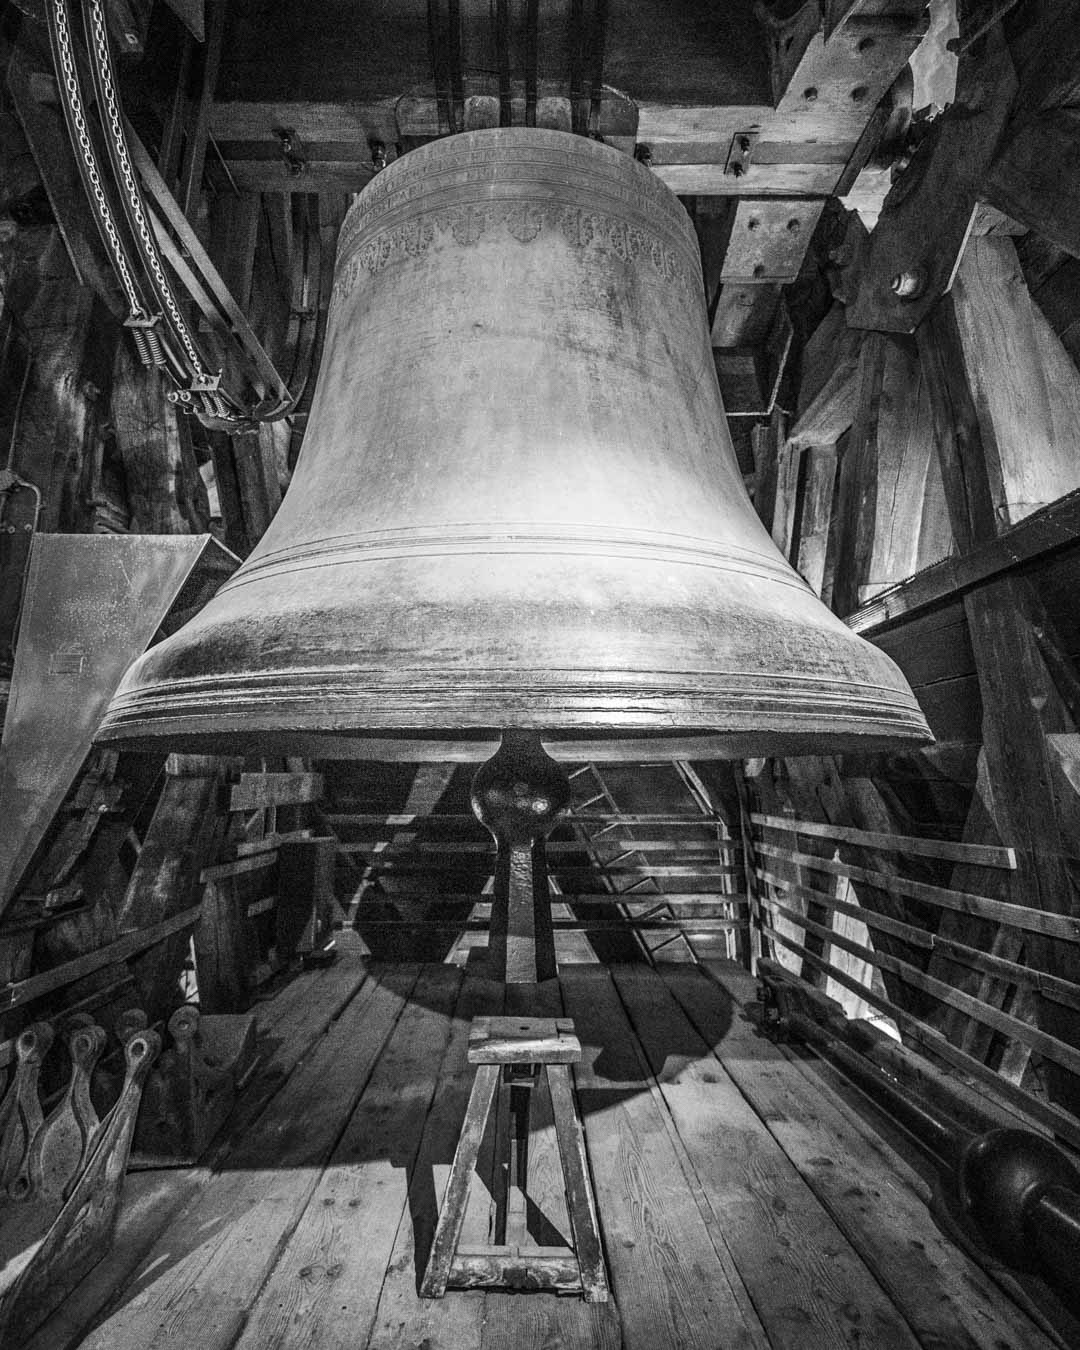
420, 1016, 608, 1303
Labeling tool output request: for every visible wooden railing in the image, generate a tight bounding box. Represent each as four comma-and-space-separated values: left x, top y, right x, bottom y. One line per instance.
745, 812, 1080, 1153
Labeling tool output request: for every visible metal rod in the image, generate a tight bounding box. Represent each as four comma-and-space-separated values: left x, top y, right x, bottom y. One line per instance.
772, 986, 1080, 1311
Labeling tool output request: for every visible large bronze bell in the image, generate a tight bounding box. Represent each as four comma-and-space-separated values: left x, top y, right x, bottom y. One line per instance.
98, 129, 929, 762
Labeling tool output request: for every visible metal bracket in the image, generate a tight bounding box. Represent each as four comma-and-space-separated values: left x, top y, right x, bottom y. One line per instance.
724, 130, 758, 178
274, 127, 307, 178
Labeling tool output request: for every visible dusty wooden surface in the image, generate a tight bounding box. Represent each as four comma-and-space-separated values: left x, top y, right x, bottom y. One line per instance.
24, 953, 1065, 1350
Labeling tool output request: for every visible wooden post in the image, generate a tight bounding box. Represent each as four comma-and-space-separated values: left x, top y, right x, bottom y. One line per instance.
276, 836, 337, 962
193, 879, 252, 1011
111, 341, 211, 534
915, 255, 1080, 1113
950, 236, 1080, 527
793, 442, 837, 596
230, 422, 283, 547
118, 758, 223, 1023
770, 441, 803, 560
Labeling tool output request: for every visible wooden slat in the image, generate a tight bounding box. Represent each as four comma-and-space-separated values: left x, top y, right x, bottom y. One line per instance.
231, 967, 463, 1349
352, 918, 747, 934
559, 966, 766, 1350
78, 965, 420, 1350
201, 852, 278, 882
230, 772, 323, 811
335, 839, 733, 855
337, 857, 737, 877
352, 891, 746, 905
234, 828, 314, 857
762, 898, 1080, 1080
759, 927, 1080, 1154
751, 812, 1016, 868
0, 905, 201, 1012
326, 812, 725, 826
757, 870, 1080, 1013
753, 840, 1080, 944
672, 963, 1059, 1350
610, 965, 922, 1350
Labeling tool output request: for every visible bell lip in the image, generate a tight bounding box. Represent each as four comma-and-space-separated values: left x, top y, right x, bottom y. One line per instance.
96, 720, 933, 763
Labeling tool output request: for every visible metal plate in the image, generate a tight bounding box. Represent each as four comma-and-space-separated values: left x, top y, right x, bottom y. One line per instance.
0, 534, 238, 913
721, 198, 825, 283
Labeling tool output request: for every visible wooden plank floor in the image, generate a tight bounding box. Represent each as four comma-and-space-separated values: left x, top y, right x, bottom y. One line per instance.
31, 948, 1070, 1350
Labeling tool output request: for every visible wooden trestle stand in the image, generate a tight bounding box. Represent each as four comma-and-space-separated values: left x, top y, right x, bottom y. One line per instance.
420, 731, 609, 1303
420, 1015, 608, 1301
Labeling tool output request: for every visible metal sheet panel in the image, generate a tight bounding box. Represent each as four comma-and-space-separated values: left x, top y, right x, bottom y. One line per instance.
0, 534, 238, 913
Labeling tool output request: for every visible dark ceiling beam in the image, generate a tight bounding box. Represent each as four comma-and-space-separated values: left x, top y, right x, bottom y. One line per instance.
208, 1, 926, 196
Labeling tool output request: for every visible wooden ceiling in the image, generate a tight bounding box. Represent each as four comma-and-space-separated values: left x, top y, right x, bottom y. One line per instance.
207, 0, 929, 199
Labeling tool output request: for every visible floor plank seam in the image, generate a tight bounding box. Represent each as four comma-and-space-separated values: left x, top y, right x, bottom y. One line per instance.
601, 966, 773, 1349
88, 967, 417, 1350
785, 1042, 1079, 1350
695, 963, 1068, 1350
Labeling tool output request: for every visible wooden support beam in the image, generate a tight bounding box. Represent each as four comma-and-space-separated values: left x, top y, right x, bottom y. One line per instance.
230, 422, 283, 546
178, 0, 226, 218
710, 283, 780, 349
230, 772, 322, 811
985, 108, 1080, 260
116, 763, 223, 1023
262, 193, 295, 303
747, 408, 786, 533
0, 906, 201, 1013
847, 26, 1017, 332
720, 199, 824, 285
104, 0, 153, 55
769, 441, 802, 560
209, 0, 926, 204
5, 58, 123, 316
207, 193, 261, 317
830, 332, 886, 617
793, 442, 837, 597
788, 304, 862, 446
769, 1, 928, 142
110, 342, 210, 534
837, 332, 953, 607
959, 578, 1080, 1112
949, 235, 1080, 527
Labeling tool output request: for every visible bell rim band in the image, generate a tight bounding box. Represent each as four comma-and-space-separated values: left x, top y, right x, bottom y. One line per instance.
214, 524, 808, 597
99, 667, 932, 743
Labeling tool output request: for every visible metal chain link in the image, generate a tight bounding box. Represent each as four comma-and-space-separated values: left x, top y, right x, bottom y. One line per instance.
49, 0, 145, 319
85, 0, 207, 377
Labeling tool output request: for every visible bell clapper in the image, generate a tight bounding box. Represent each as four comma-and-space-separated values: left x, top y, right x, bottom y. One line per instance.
470, 729, 571, 985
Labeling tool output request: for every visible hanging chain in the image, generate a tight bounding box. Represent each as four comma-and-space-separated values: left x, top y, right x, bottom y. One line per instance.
84, 0, 208, 379
48, 0, 252, 422
49, 0, 146, 322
